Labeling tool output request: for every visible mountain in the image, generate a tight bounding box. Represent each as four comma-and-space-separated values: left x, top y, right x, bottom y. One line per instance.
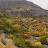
0, 0, 48, 17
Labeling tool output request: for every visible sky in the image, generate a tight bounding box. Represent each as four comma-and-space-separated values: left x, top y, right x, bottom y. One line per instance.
27, 0, 48, 10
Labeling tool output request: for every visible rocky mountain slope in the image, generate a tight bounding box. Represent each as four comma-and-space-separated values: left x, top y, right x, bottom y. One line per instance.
0, 0, 48, 48
0, 0, 48, 17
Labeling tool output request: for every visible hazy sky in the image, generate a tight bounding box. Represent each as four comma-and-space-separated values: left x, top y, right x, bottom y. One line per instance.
27, 0, 48, 10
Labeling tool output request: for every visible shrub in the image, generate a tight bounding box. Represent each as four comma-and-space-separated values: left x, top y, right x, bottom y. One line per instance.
0, 44, 2, 48
9, 27, 16, 34
47, 39, 48, 45
35, 42, 43, 48
14, 24, 20, 28
0, 19, 2, 22
26, 40, 34, 45
13, 37, 29, 48
26, 41, 43, 48
0, 26, 8, 33
32, 32, 41, 37
25, 40, 34, 48
21, 34, 30, 38
46, 32, 48, 36
34, 32, 41, 37
42, 27, 47, 35
38, 36, 47, 44
9, 34, 13, 39
0, 13, 3, 18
